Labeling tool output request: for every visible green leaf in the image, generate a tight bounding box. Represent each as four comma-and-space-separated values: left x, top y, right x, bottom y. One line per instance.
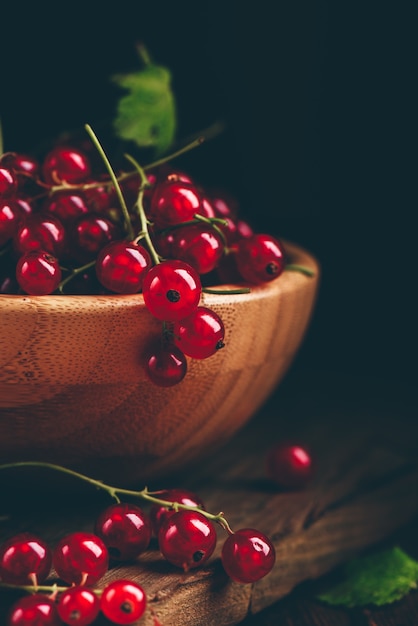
318, 547, 418, 608
112, 62, 176, 155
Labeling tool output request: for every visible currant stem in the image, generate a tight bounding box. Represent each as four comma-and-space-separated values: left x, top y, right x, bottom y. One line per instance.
123, 153, 161, 265
0, 461, 235, 534
84, 124, 134, 241
57, 260, 96, 294
285, 263, 315, 277
0, 581, 104, 597
203, 287, 251, 295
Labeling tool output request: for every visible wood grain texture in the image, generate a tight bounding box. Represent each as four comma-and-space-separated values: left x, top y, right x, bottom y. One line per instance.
0, 371, 416, 625
0, 241, 319, 484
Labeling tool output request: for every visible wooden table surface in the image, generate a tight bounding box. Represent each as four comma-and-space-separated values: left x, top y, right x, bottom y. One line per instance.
1, 366, 417, 625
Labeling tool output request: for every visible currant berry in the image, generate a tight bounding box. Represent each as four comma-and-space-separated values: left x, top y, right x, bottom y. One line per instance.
0, 167, 18, 198
266, 442, 314, 489
142, 259, 201, 321
149, 488, 205, 536
235, 234, 285, 283
163, 222, 225, 275
0, 151, 40, 185
149, 179, 204, 228
158, 509, 217, 571
173, 306, 225, 359
43, 190, 90, 224
94, 503, 152, 561
16, 250, 62, 295
144, 341, 187, 387
100, 579, 146, 625
7, 594, 60, 626
41, 146, 91, 185
71, 214, 118, 262
0, 199, 24, 247
95, 240, 152, 294
53, 531, 109, 586
221, 528, 276, 583
0, 532, 52, 585
13, 213, 67, 258
57, 586, 100, 626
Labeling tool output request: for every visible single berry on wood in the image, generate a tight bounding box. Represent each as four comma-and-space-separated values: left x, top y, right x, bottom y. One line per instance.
53, 531, 109, 586
221, 528, 276, 583
100, 579, 146, 625
266, 442, 315, 489
94, 502, 152, 561
0, 532, 52, 585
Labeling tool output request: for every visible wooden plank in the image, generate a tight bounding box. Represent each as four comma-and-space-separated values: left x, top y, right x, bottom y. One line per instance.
1, 370, 417, 625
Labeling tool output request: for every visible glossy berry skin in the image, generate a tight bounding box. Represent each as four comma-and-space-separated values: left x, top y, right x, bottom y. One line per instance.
42, 146, 91, 185
95, 240, 152, 294
163, 223, 225, 275
266, 442, 314, 489
0, 532, 52, 585
0, 167, 18, 198
158, 509, 217, 571
173, 306, 225, 359
235, 234, 285, 283
94, 503, 152, 561
150, 179, 204, 228
13, 213, 67, 258
16, 250, 62, 295
100, 579, 146, 625
149, 488, 205, 536
0, 200, 23, 247
0, 152, 40, 182
7, 594, 60, 626
144, 342, 187, 387
221, 528, 276, 583
71, 214, 118, 262
53, 531, 109, 586
57, 586, 100, 625
43, 190, 90, 224
142, 259, 201, 321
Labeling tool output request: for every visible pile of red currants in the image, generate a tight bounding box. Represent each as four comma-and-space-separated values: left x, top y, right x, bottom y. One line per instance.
0, 472, 276, 625
0, 135, 288, 386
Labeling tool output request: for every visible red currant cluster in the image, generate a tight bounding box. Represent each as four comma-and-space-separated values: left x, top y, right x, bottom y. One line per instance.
0, 464, 276, 625
0, 132, 289, 386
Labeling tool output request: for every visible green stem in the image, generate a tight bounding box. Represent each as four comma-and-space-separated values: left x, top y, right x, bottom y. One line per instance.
203, 287, 251, 295
123, 153, 161, 266
58, 260, 96, 294
0, 461, 235, 534
285, 264, 315, 277
84, 124, 134, 240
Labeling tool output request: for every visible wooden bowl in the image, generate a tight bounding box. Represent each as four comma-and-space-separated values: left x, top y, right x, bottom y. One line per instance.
0, 241, 319, 485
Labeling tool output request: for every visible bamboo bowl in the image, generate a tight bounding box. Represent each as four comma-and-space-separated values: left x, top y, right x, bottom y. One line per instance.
0, 241, 319, 485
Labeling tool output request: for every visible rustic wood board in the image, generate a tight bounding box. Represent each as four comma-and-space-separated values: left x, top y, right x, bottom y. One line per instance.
1, 369, 417, 625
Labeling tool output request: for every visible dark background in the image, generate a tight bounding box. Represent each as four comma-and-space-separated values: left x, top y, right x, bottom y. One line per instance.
1, 2, 416, 386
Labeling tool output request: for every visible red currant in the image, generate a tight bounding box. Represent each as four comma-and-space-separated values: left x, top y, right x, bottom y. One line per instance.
149, 179, 204, 228
158, 509, 217, 571
94, 503, 152, 561
0, 167, 18, 198
100, 579, 146, 625
144, 341, 187, 387
266, 442, 315, 489
0, 200, 24, 247
16, 250, 62, 295
95, 240, 152, 294
142, 259, 201, 321
13, 213, 67, 258
0, 151, 40, 184
0, 532, 52, 585
149, 489, 205, 536
162, 222, 225, 275
42, 190, 90, 225
53, 531, 109, 586
71, 214, 118, 262
221, 528, 276, 583
173, 306, 225, 359
57, 586, 100, 625
235, 233, 285, 283
7, 594, 60, 626
41, 146, 91, 185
